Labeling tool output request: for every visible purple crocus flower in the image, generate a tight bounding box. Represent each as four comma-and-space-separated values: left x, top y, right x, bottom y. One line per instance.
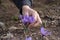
28, 16, 34, 23
22, 15, 29, 24
40, 27, 51, 36
25, 36, 32, 40
19, 15, 35, 24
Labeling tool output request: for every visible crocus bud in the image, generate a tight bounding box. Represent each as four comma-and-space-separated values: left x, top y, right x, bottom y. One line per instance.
19, 15, 23, 19
25, 36, 32, 40
40, 27, 51, 36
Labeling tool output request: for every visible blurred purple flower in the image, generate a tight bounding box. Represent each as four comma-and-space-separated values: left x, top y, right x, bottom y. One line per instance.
28, 16, 34, 23
40, 27, 51, 36
19, 15, 23, 19
19, 15, 35, 24
25, 36, 32, 40
22, 15, 29, 24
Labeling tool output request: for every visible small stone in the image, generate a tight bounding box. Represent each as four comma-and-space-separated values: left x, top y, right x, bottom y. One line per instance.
58, 38, 60, 40
9, 26, 18, 30
8, 26, 18, 32
1, 32, 13, 38
0, 22, 6, 30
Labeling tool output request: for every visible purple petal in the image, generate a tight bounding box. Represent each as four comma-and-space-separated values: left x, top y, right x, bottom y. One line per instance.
40, 27, 51, 36
24, 15, 29, 19
19, 15, 23, 19
20, 15, 35, 24
25, 36, 32, 40
21, 15, 29, 24
29, 16, 35, 23
22, 17, 29, 24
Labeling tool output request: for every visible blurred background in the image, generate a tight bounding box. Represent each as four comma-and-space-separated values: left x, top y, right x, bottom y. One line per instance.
0, 0, 60, 40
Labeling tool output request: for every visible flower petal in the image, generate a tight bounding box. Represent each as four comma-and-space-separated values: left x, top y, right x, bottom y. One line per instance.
25, 36, 32, 40
40, 27, 51, 36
